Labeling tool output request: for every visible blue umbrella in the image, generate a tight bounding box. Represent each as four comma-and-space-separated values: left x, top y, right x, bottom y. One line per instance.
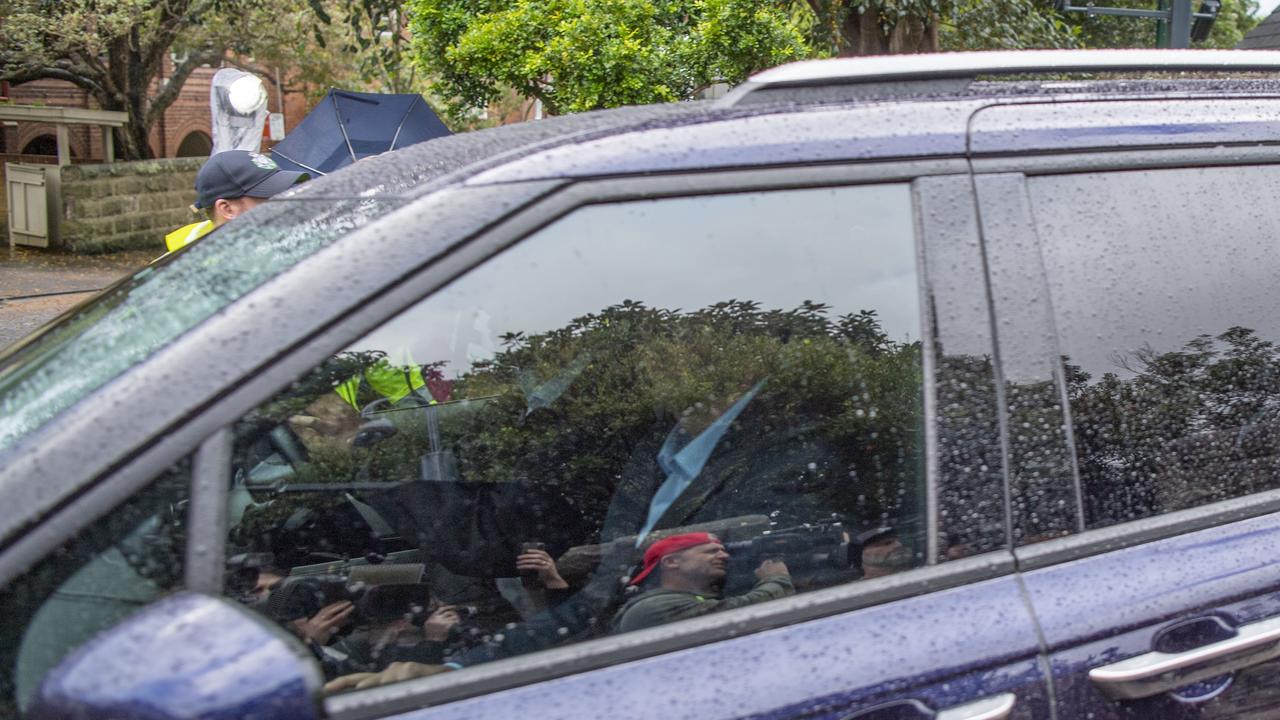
269, 89, 451, 176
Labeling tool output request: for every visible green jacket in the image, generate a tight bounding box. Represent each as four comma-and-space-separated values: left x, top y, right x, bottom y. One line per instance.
612, 574, 794, 634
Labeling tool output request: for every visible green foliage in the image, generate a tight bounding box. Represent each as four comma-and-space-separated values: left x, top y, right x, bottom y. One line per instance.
941, 0, 1082, 50
1068, 326, 1280, 525
407, 0, 809, 117
308, 0, 421, 93
412, 300, 923, 530
264, 300, 926, 538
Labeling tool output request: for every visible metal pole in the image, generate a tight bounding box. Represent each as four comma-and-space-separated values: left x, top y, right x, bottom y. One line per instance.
1156, 0, 1170, 48
274, 66, 285, 124
1170, 0, 1193, 48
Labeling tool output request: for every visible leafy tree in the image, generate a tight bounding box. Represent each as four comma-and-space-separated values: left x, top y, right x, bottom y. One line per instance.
406, 0, 809, 117
305, 0, 421, 94
0, 0, 302, 159
1067, 326, 1280, 527
940, 0, 1082, 50
250, 299, 926, 550
799, 0, 954, 55
434, 300, 924, 535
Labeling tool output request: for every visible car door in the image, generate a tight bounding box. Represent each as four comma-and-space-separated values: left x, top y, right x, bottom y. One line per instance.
973, 98, 1280, 718
192, 167, 1051, 720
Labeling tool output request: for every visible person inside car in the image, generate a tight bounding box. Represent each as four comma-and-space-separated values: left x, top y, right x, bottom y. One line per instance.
610, 532, 793, 634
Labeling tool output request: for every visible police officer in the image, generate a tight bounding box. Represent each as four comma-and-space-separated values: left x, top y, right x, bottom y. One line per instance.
164, 150, 308, 252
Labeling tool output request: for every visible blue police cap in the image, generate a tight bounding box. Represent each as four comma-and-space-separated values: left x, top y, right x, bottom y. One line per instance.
194, 151, 308, 209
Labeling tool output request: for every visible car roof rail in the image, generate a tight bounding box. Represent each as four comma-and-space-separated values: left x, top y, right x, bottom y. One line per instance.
720, 49, 1280, 107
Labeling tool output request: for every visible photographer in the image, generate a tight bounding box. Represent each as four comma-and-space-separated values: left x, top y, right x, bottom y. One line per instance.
340, 601, 462, 672
611, 532, 792, 634
226, 555, 356, 648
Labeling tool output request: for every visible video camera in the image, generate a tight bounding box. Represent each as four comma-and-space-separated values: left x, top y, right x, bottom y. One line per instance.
267, 574, 435, 627
227, 550, 433, 630
723, 515, 855, 573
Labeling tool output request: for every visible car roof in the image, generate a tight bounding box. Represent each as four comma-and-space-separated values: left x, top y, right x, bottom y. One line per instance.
282, 54, 1280, 200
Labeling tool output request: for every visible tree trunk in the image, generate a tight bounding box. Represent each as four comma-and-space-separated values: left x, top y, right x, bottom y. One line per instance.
837, 7, 940, 56
119, 112, 154, 161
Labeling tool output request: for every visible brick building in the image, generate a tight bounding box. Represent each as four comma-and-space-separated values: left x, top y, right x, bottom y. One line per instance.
1, 57, 308, 162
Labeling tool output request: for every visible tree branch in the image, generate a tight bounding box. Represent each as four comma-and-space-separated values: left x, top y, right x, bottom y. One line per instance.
145, 47, 224, 128
140, 0, 199, 87
0, 66, 105, 96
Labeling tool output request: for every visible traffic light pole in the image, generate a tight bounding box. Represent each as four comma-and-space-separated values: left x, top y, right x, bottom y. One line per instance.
1156, 0, 1169, 47
1057, 0, 1213, 48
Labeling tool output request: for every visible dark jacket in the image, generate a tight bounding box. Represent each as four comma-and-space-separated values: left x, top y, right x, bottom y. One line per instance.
611, 574, 794, 634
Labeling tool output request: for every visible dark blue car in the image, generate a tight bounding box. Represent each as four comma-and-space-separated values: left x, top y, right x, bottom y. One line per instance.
7, 49, 1280, 720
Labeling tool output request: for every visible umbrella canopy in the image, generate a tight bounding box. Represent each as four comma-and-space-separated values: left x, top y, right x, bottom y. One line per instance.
269, 89, 451, 176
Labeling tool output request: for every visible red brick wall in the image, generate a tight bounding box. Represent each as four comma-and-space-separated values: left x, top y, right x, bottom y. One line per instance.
1, 58, 306, 161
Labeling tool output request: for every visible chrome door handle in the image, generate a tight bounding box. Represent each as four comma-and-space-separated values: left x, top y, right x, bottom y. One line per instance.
1090, 615, 1280, 700
935, 693, 1016, 720
839, 693, 1015, 720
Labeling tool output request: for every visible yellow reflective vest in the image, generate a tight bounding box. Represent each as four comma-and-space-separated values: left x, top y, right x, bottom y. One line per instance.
164, 220, 214, 253
336, 360, 430, 411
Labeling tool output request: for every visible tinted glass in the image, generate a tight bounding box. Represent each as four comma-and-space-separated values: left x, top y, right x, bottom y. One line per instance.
222, 185, 931, 693
0, 198, 402, 455
0, 459, 191, 715
1029, 165, 1280, 528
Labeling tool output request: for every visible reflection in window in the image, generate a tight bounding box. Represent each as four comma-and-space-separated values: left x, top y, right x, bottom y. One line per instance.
223, 185, 931, 692
0, 198, 403, 455
0, 460, 190, 715
1030, 165, 1280, 529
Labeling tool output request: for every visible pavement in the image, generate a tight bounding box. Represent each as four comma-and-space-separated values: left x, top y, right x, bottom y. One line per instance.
0, 245, 154, 351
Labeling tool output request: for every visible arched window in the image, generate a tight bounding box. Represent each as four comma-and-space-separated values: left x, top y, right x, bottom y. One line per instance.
175, 131, 212, 158
21, 135, 58, 156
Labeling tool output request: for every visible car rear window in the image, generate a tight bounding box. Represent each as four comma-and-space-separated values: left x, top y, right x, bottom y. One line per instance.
0, 197, 404, 455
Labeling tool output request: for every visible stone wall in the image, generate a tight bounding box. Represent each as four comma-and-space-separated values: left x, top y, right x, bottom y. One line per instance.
59, 158, 203, 253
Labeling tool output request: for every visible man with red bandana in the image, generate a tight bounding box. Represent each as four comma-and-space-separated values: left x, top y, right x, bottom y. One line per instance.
612, 532, 793, 633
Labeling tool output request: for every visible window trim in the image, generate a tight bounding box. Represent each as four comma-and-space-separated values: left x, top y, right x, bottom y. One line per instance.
974, 172, 1086, 540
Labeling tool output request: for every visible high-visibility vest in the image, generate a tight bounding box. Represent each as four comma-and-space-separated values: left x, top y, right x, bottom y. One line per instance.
164, 220, 214, 253
335, 360, 431, 411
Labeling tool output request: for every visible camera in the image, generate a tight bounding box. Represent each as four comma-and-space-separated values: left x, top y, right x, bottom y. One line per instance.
263, 570, 433, 630
723, 516, 855, 572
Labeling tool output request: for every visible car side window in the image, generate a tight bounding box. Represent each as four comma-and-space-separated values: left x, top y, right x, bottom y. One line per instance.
222, 184, 947, 693
1027, 164, 1280, 529
0, 458, 191, 716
